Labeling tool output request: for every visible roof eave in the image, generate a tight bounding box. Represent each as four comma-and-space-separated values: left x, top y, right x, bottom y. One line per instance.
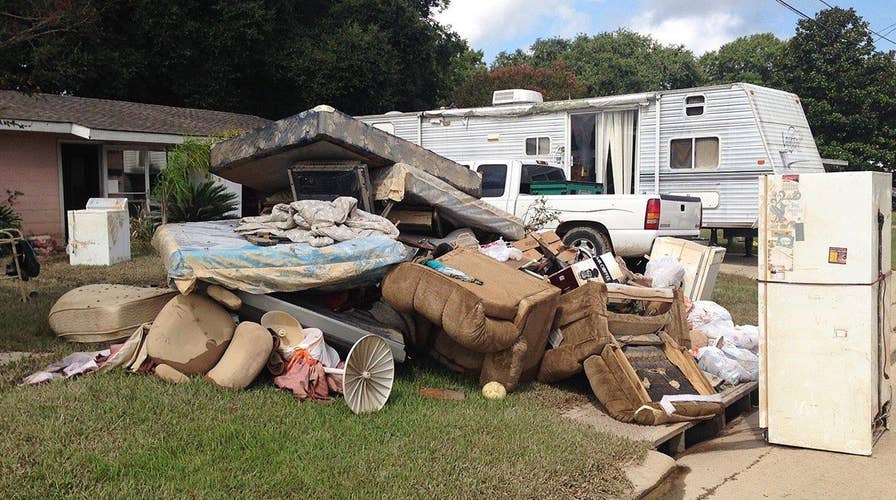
0, 119, 193, 144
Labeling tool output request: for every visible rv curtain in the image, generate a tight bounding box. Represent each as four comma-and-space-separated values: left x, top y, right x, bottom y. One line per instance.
596, 110, 636, 194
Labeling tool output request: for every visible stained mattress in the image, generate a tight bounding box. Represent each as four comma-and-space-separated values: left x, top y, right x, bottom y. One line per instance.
152, 220, 414, 294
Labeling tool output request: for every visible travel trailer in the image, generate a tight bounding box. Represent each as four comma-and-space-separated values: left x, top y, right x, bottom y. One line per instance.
358, 83, 826, 235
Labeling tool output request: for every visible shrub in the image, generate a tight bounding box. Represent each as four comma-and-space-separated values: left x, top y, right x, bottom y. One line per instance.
0, 204, 21, 230
167, 181, 239, 223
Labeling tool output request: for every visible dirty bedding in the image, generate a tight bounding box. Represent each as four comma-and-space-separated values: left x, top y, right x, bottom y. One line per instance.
152, 220, 413, 294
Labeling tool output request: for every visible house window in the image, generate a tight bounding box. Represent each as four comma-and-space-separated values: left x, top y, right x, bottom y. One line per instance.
525, 136, 551, 155
105, 147, 168, 215
670, 137, 719, 169
685, 95, 705, 116
476, 164, 508, 197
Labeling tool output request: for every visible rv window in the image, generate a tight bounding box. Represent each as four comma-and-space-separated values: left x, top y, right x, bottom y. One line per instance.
670, 139, 693, 169
695, 137, 720, 168
670, 137, 719, 169
477, 164, 508, 197
685, 95, 705, 116
525, 136, 551, 155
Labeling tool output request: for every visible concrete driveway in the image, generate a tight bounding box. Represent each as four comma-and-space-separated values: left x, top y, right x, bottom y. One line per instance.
655, 411, 895, 499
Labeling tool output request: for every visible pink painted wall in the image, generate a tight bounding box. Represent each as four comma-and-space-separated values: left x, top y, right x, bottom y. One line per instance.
0, 131, 64, 238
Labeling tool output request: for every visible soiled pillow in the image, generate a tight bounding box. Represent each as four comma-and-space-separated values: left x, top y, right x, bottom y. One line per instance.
205, 322, 273, 390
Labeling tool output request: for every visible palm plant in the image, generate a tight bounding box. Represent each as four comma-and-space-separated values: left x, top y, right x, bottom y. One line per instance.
167, 180, 239, 223
0, 204, 21, 230
155, 130, 243, 224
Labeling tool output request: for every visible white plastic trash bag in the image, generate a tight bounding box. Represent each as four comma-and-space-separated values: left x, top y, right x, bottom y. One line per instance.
720, 344, 759, 381
645, 255, 685, 288
478, 239, 523, 262
696, 346, 745, 385
696, 345, 758, 385
725, 325, 759, 352
687, 300, 733, 330
297, 328, 341, 368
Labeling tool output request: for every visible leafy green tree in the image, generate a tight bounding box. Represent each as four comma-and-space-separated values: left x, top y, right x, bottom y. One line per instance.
492, 49, 532, 69
0, 0, 464, 118
780, 7, 896, 171
449, 62, 588, 108
700, 33, 786, 86
492, 31, 703, 97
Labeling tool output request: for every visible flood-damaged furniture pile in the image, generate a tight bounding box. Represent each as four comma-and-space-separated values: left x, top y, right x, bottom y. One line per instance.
32, 106, 754, 425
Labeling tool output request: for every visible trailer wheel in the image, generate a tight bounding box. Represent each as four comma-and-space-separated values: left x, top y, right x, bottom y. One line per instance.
562, 227, 613, 257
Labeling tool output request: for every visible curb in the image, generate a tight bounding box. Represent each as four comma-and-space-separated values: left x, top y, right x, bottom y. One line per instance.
626, 451, 677, 499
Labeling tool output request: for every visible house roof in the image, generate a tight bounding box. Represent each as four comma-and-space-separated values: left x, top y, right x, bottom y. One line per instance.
0, 90, 271, 137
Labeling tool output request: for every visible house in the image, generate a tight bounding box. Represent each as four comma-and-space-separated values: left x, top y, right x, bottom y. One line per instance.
0, 90, 270, 241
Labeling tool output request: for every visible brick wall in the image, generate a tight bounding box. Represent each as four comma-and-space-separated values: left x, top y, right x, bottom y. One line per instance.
0, 131, 64, 238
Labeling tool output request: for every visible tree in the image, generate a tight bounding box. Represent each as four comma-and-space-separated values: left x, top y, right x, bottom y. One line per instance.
448, 62, 588, 108
0, 0, 466, 118
700, 33, 786, 86
490, 31, 703, 97
780, 7, 896, 171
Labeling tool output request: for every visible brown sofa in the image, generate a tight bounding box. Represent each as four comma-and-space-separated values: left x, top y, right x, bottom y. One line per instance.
537, 280, 611, 383
381, 248, 561, 391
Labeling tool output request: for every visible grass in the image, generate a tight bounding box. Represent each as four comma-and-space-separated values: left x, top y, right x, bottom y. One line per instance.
0, 245, 648, 499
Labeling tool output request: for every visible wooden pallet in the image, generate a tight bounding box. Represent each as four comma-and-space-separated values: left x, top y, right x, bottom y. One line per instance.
562, 381, 759, 456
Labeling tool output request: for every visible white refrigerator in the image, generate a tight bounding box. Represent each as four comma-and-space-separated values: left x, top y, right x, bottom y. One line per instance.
759, 171, 892, 455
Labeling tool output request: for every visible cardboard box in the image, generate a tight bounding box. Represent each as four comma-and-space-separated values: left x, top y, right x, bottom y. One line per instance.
512, 231, 577, 264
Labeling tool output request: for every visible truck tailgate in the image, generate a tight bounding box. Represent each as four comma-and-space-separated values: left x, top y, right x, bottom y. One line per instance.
658, 194, 702, 233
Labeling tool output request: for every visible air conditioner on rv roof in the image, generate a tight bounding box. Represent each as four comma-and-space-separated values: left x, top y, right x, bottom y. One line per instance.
492, 89, 544, 106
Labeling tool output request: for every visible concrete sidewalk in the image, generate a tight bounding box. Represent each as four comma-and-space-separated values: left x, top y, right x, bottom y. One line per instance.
654, 411, 895, 499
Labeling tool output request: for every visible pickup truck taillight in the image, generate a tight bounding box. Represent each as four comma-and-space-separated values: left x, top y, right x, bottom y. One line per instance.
644, 199, 661, 230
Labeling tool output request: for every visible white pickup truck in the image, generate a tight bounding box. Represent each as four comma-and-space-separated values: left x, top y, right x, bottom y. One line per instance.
467, 160, 702, 257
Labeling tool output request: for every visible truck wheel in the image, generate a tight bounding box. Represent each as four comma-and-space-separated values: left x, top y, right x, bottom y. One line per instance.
562, 227, 613, 257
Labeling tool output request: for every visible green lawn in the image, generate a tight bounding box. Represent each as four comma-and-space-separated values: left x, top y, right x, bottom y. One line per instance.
0, 248, 653, 498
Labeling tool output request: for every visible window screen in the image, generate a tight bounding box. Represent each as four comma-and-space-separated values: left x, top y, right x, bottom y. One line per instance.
525, 136, 551, 155
670, 139, 693, 169
477, 164, 508, 197
685, 95, 705, 116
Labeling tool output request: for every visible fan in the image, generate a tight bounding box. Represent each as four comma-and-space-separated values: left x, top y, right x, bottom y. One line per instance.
323, 334, 395, 414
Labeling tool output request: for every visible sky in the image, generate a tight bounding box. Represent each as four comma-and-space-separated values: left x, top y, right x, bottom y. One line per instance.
434, 0, 895, 62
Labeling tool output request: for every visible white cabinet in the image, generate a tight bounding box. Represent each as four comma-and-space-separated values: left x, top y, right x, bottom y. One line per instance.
67, 198, 131, 266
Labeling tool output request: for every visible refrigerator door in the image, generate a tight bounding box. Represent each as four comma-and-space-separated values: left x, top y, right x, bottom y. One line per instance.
764, 282, 878, 455
759, 172, 890, 286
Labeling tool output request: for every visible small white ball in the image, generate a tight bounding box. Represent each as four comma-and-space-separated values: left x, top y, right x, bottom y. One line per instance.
482, 381, 507, 400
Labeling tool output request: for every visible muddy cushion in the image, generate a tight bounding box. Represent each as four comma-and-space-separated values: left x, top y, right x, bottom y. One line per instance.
538, 281, 611, 383
583, 343, 722, 425
205, 321, 273, 390
146, 294, 236, 375
607, 311, 671, 337
49, 285, 177, 343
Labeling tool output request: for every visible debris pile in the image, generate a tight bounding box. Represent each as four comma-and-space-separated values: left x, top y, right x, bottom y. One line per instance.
33, 106, 735, 423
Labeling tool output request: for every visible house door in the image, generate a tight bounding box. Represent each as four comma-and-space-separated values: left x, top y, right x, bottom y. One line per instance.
61, 143, 101, 233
